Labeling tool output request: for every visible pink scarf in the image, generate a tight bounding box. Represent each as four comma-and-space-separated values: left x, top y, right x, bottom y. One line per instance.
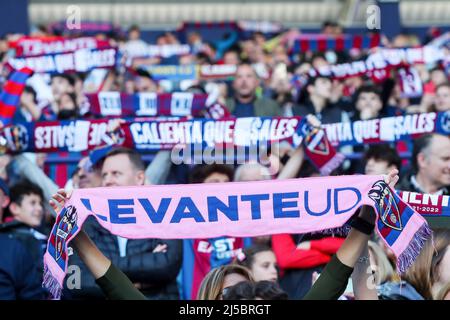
43, 175, 431, 299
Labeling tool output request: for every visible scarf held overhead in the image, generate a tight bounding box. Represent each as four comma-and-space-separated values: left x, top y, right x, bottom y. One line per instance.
0, 117, 343, 175
309, 46, 447, 80
0, 67, 34, 126
2, 111, 449, 153
137, 64, 237, 81
86, 92, 230, 119
8, 47, 117, 74
8, 36, 111, 56
291, 33, 381, 53
43, 175, 431, 299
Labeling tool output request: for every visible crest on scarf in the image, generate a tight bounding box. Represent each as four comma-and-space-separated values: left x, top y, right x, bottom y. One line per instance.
1, 124, 29, 152
368, 180, 403, 231
55, 205, 78, 261
441, 111, 450, 134
303, 126, 330, 156
102, 126, 126, 146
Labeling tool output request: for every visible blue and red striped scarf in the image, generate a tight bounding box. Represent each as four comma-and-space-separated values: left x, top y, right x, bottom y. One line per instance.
0, 68, 33, 126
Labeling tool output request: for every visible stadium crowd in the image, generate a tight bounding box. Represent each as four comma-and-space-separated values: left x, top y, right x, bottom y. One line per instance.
0, 19, 449, 300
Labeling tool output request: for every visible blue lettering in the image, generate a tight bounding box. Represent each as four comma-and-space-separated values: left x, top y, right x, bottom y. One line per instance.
170, 197, 205, 223
138, 198, 171, 223
334, 188, 362, 215
241, 194, 270, 220
207, 196, 238, 222
109, 199, 136, 224
304, 189, 331, 216
81, 198, 107, 221
273, 192, 300, 218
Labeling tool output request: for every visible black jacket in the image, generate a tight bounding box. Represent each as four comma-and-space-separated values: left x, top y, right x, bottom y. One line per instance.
65, 217, 182, 300
0, 221, 47, 277
0, 232, 47, 299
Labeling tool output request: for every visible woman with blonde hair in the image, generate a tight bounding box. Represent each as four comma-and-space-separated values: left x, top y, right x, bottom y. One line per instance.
436, 282, 450, 300
368, 240, 399, 286
379, 229, 450, 300
196, 264, 254, 300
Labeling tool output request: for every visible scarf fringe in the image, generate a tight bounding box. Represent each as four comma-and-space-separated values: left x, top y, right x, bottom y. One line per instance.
43, 264, 62, 300
397, 223, 433, 274
310, 225, 352, 237
319, 153, 346, 176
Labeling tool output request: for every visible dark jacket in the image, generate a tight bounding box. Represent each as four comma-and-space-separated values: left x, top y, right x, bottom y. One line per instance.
225, 97, 282, 117
378, 281, 424, 300
292, 101, 344, 124
94, 253, 353, 300
0, 221, 47, 279
397, 174, 450, 229
65, 217, 182, 300
0, 233, 47, 300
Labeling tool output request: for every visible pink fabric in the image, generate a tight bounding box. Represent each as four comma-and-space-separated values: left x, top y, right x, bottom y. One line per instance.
43, 175, 431, 299
64, 176, 374, 238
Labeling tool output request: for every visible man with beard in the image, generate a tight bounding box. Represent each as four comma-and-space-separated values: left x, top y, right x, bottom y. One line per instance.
225, 63, 281, 117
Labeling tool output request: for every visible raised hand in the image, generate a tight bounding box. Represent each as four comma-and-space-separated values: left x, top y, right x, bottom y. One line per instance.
383, 169, 399, 189
49, 189, 72, 215
305, 114, 321, 128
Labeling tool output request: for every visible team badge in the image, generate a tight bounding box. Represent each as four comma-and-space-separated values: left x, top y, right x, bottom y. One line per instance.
440, 111, 450, 134
368, 180, 403, 231
1, 124, 29, 152
55, 205, 78, 261
301, 123, 330, 156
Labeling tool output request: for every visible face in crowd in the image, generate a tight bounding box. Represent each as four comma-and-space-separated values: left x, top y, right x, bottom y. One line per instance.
57, 93, 78, 120
51, 75, 74, 101
221, 273, 249, 298
128, 27, 141, 41
9, 192, 43, 228
76, 157, 103, 189
234, 163, 272, 182
356, 91, 383, 119
417, 134, 450, 189
248, 250, 278, 282
233, 64, 259, 101
308, 77, 332, 100
435, 84, 450, 112
203, 172, 230, 184
365, 158, 397, 175
223, 51, 240, 65
134, 75, 158, 93
101, 152, 145, 187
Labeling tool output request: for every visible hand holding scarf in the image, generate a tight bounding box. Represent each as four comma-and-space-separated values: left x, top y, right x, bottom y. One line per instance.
43, 172, 431, 299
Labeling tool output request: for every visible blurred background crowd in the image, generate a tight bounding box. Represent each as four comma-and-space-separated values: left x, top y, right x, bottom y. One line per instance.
0, 0, 449, 301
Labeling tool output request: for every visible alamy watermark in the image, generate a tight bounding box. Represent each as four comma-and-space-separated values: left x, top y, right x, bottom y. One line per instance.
66, 264, 81, 290
170, 142, 282, 177
366, 4, 381, 30
66, 5, 81, 30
